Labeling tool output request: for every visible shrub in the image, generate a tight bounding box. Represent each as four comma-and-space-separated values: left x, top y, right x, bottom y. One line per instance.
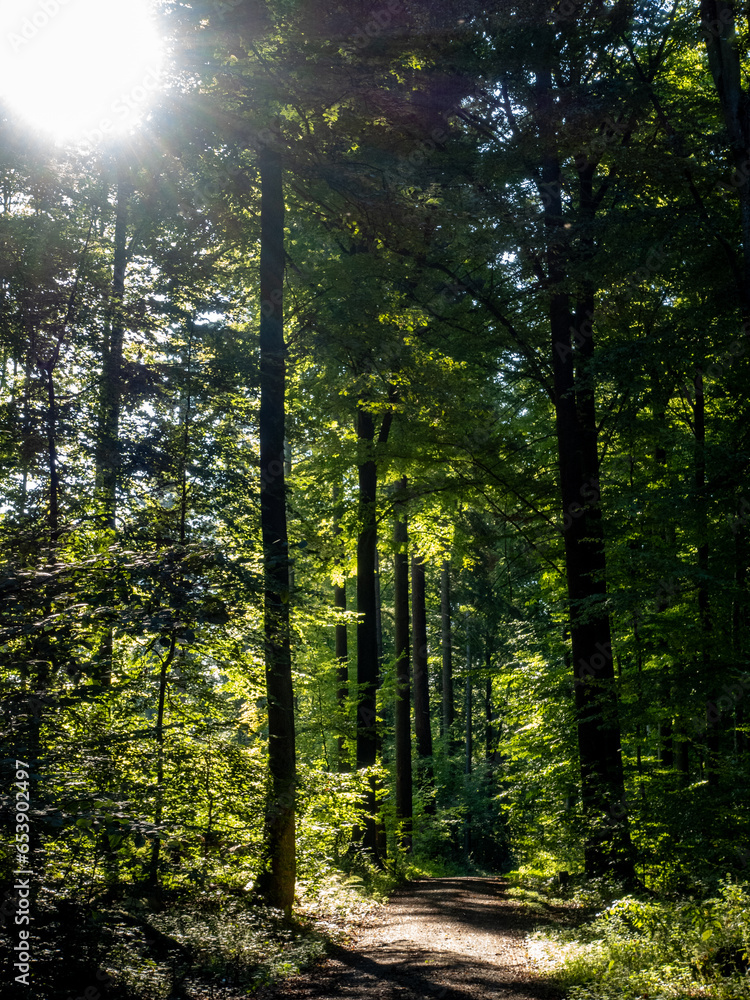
529, 879, 750, 1000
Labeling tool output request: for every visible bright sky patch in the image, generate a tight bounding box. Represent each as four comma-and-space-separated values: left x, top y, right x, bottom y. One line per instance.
0, 0, 164, 144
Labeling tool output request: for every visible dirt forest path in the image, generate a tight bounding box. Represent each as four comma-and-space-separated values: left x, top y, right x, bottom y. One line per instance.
266, 877, 564, 1000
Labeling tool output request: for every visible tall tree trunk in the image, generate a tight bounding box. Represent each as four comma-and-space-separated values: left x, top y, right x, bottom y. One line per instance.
412, 551, 434, 812
25, 338, 58, 873
733, 513, 747, 650
95, 168, 130, 689
652, 402, 675, 768
147, 634, 176, 888
258, 145, 296, 915
354, 407, 392, 859
335, 582, 350, 772
333, 488, 349, 772
538, 62, 633, 879
441, 560, 455, 745
694, 374, 710, 637
699, 0, 750, 781
484, 648, 494, 763
734, 515, 749, 755
693, 372, 717, 784
375, 547, 384, 666
178, 326, 194, 548
374, 547, 388, 859
393, 477, 412, 851
96, 167, 129, 526
355, 407, 380, 856
18, 352, 32, 520
657, 548, 680, 766
549, 271, 632, 878
482, 647, 496, 866
45, 367, 60, 549
701, 1, 750, 313
464, 621, 472, 855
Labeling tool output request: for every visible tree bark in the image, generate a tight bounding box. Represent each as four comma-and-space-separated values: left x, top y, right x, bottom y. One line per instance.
412, 551, 434, 812
374, 546, 388, 859
485, 650, 494, 763
694, 373, 710, 638
355, 407, 380, 856
693, 372, 717, 784
537, 62, 634, 880
333, 489, 350, 772
464, 622, 472, 854
335, 579, 350, 770
95, 167, 130, 689
147, 633, 176, 888
701, 1, 750, 312
652, 409, 676, 770
393, 477, 412, 850
699, 0, 750, 779
734, 514, 749, 756
258, 145, 296, 915
96, 166, 129, 526
45, 367, 60, 546
441, 560, 455, 745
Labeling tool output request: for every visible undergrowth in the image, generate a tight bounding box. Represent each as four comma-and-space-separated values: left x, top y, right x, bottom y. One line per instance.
2, 848, 409, 1000
527, 878, 750, 1000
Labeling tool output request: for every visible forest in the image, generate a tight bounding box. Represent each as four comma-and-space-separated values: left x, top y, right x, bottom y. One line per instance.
2, 1, 750, 999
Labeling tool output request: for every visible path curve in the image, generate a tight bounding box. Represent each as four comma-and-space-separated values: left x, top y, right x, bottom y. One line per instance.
269, 877, 563, 1000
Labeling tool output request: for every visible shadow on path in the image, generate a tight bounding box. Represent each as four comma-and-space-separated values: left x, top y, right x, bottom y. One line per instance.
263, 877, 563, 1000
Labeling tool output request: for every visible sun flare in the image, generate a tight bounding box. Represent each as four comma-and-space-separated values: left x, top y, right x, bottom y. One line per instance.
0, 0, 164, 144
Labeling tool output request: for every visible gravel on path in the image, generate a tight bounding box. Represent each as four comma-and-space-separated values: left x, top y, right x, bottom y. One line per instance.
264, 877, 564, 1000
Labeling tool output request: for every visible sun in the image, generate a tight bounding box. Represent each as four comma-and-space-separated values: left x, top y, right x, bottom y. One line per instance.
0, 0, 164, 145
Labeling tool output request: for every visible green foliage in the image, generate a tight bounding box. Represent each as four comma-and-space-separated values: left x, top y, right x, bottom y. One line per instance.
531, 881, 750, 1000
10, 884, 337, 1000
